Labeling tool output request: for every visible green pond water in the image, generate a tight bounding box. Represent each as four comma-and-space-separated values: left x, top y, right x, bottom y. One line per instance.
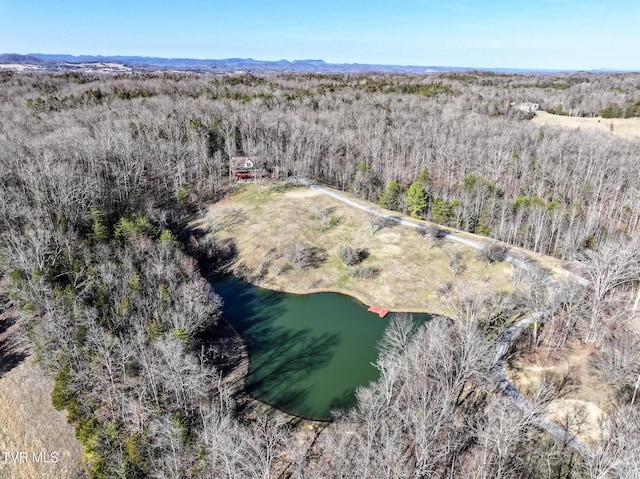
211, 276, 430, 420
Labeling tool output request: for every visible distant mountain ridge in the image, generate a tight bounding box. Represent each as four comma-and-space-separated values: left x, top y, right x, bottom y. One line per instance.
0, 52, 614, 74
16, 53, 459, 74
0, 53, 44, 64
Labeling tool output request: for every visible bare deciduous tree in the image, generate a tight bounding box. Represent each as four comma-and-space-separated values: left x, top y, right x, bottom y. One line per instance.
478, 240, 508, 264
445, 248, 466, 276
364, 207, 391, 235
282, 242, 326, 269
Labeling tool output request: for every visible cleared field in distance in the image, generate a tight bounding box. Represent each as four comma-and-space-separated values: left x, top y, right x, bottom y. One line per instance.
532, 110, 640, 139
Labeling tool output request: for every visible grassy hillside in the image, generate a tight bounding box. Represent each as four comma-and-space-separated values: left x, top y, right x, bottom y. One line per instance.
197, 181, 618, 442
196, 182, 514, 316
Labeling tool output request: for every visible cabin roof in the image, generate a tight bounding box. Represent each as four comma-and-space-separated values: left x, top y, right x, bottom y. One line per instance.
230, 156, 263, 170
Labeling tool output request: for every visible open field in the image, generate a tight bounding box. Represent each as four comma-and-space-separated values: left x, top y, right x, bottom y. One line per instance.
197, 182, 514, 317
508, 342, 615, 443
198, 181, 618, 443
0, 309, 82, 479
532, 110, 640, 139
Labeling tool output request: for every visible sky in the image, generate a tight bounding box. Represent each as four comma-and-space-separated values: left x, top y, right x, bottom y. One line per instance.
1, 0, 639, 70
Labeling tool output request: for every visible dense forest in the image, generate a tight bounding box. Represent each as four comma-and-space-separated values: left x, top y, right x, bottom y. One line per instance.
0, 69, 639, 478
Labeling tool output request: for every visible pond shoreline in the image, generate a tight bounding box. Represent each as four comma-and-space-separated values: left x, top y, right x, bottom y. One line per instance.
196, 181, 513, 317
209, 272, 431, 423
210, 276, 334, 427
233, 266, 435, 315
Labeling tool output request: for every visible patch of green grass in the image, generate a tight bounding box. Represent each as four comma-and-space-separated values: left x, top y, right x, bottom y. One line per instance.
232, 182, 299, 206
335, 272, 351, 289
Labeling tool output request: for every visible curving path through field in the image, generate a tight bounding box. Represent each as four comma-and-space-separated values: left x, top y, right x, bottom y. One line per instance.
297, 178, 599, 460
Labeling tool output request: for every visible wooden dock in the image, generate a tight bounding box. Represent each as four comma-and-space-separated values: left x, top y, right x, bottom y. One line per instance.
367, 305, 390, 318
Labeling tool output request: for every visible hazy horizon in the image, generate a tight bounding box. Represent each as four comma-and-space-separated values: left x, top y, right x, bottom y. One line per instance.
1, 0, 639, 71
5, 52, 632, 74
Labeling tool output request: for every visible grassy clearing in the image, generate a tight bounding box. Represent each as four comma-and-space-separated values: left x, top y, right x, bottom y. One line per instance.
199, 181, 618, 440
197, 182, 513, 316
532, 111, 640, 139
508, 341, 615, 443
0, 310, 82, 479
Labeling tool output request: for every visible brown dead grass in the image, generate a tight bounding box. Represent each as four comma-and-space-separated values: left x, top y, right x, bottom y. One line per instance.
0, 310, 83, 479
508, 341, 615, 443
197, 182, 513, 316
532, 111, 640, 139
199, 182, 622, 442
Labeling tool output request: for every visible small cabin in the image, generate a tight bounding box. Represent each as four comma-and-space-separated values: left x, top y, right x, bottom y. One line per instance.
230, 156, 280, 181
230, 156, 261, 178
510, 102, 540, 114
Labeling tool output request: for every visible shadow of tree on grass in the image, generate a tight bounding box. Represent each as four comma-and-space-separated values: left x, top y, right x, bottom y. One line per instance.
0, 312, 28, 379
